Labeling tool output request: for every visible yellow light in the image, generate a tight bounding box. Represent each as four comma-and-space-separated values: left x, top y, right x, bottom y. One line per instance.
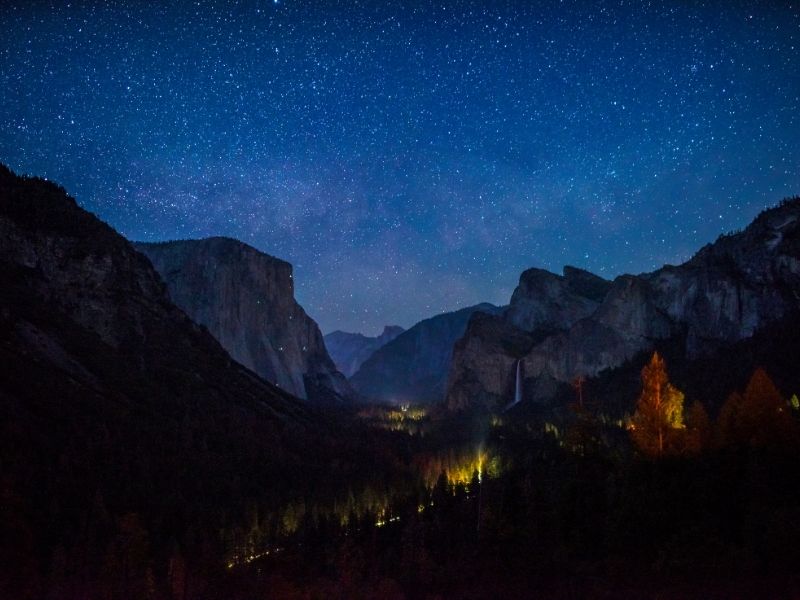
417, 447, 497, 488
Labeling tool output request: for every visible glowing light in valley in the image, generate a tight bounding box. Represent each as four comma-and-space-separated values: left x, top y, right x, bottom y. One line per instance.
227, 547, 283, 570
416, 446, 502, 488
375, 515, 401, 528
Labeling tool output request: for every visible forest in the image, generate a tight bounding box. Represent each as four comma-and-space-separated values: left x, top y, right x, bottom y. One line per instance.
4, 345, 800, 599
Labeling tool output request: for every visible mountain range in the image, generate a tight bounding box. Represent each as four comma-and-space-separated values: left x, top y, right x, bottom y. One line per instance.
349, 303, 503, 404
3, 162, 800, 597
446, 198, 800, 412
7, 160, 798, 419
324, 325, 404, 377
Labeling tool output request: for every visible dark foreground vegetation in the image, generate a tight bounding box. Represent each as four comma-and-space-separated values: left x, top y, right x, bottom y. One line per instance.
4, 359, 800, 599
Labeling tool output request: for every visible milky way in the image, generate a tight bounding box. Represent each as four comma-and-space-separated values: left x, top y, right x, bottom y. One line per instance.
1, 1, 799, 334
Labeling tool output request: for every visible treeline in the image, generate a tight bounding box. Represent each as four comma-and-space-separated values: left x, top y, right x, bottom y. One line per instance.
630, 352, 800, 457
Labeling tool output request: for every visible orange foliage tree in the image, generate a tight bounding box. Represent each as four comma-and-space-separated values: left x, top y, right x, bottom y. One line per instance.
630, 352, 686, 457
684, 400, 712, 454
717, 368, 798, 448
717, 390, 743, 447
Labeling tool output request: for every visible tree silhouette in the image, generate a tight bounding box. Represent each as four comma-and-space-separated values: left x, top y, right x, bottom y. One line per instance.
717, 368, 798, 448
717, 390, 744, 447
572, 375, 586, 408
630, 352, 686, 457
684, 400, 712, 454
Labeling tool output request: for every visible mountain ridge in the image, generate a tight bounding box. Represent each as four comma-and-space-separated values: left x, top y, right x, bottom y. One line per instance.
446, 197, 800, 412
324, 325, 405, 377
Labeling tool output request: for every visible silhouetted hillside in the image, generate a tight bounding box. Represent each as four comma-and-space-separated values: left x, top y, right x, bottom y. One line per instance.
0, 165, 396, 597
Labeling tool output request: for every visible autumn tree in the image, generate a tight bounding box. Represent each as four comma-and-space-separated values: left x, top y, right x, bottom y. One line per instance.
630, 352, 686, 457
684, 400, 712, 454
717, 368, 798, 448
717, 390, 744, 447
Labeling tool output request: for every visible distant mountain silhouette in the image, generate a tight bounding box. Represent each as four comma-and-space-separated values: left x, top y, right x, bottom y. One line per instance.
350, 303, 503, 404
324, 325, 405, 377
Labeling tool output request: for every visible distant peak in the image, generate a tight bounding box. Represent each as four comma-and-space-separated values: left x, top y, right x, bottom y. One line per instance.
519, 267, 559, 282
377, 325, 405, 343
562, 265, 606, 282
381, 325, 405, 336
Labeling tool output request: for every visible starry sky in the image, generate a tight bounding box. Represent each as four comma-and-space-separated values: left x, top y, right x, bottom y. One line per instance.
2, 1, 799, 335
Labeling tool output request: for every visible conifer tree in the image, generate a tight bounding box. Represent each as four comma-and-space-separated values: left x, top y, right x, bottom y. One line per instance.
630, 352, 686, 457
718, 368, 798, 448
684, 400, 712, 454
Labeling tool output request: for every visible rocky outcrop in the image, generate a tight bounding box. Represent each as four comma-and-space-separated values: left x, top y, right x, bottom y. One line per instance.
445, 311, 537, 412
135, 238, 353, 403
350, 303, 502, 404
446, 198, 800, 412
324, 325, 404, 377
505, 266, 610, 333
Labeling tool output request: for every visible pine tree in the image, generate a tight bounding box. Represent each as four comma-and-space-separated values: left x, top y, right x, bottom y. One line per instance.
684, 400, 712, 454
630, 352, 686, 457
717, 390, 744, 447
741, 368, 787, 446
718, 368, 798, 448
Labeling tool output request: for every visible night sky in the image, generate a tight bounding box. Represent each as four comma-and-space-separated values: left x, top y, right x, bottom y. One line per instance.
2, 1, 799, 335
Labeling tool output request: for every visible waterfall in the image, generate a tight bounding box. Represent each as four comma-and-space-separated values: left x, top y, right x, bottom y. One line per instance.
505, 359, 523, 411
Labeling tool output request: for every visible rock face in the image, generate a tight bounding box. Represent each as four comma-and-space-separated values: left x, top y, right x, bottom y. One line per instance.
324, 325, 405, 377
350, 303, 502, 404
135, 238, 353, 403
446, 198, 800, 412
505, 266, 611, 333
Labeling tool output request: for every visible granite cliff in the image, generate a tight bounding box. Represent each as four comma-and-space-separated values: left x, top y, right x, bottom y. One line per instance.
446, 198, 800, 412
136, 238, 353, 403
